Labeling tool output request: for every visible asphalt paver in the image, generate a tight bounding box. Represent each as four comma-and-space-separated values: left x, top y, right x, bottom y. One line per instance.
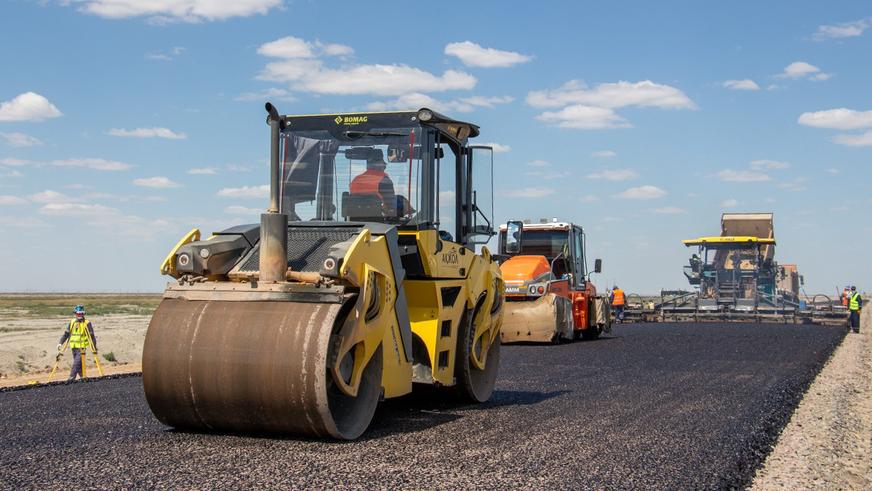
0, 323, 845, 489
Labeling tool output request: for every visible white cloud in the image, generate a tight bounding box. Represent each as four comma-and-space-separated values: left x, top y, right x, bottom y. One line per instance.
260, 59, 476, 97
30, 190, 72, 204
481, 142, 510, 153
52, 158, 133, 171
587, 168, 638, 181
715, 169, 771, 182
225, 163, 254, 172
528, 80, 694, 130
777, 61, 830, 80
651, 206, 686, 214
0, 195, 28, 205
832, 130, 872, 147
367, 93, 512, 113
721, 198, 739, 208
827, 168, 841, 175
723, 79, 760, 91
319, 42, 354, 57
133, 176, 182, 188
813, 19, 870, 41
0, 92, 63, 122
591, 150, 616, 158
146, 53, 172, 61
188, 167, 217, 175
615, 185, 667, 199
257, 38, 477, 97
1, 157, 133, 171
535, 105, 630, 129
528, 159, 550, 167
225, 205, 263, 215
0, 169, 23, 178
504, 187, 556, 198
749, 159, 790, 170
0, 157, 30, 166
234, 88, 296, 102
108, 127, 186, 139
798, 108, 872, 130
527, 80, 696, 110
257, 36, 315, 58
0, 132, 42, 147
146, 46, 185, 61
75, 0, 282, 23
256, 37, 353, 59
780, 61, 820, 78
444, 41, 532, 68
580, 195, 599, 203
217, 184, 270, 198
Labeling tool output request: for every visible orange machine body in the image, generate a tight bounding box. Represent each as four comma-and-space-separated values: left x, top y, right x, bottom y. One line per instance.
499, 222, 607, 341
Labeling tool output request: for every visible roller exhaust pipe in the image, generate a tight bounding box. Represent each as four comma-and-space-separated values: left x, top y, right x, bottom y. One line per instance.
260, 102, 287, 283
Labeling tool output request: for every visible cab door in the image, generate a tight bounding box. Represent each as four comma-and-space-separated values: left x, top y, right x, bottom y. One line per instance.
571, 226, 587, 291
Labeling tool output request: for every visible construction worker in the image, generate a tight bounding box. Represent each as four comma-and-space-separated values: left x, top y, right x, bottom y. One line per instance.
57, 305, 97, 381
350, 149, 396, 217
848, 286, 862, 333
611, 285, 626, 323
842, 287, 850, 307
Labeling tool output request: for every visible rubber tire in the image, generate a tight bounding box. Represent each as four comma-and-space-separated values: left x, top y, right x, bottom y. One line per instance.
455, 302, 501, 403
581, 324, 602, 340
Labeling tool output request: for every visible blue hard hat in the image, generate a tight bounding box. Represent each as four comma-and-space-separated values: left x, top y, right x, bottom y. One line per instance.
74, 305, 85, 314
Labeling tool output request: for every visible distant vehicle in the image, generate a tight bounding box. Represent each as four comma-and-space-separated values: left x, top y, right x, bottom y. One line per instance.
497, 220, 610, 343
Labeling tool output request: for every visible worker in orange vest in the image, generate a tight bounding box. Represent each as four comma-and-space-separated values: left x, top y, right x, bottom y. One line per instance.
611, 285, 626, 323
349, 149, 397, 218
842, 287, 850, 307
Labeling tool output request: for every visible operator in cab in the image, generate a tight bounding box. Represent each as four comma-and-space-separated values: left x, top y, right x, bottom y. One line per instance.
350, 149, 397, 218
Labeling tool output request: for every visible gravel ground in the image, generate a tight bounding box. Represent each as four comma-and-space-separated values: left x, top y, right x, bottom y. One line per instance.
752, 308, 871, 490
0, 322, 844, 489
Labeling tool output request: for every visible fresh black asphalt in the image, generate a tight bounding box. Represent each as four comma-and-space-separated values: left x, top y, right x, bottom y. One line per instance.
0, 323, 845, 489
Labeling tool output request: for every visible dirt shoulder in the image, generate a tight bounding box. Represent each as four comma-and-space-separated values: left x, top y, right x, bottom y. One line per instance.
751, 307, 871, 489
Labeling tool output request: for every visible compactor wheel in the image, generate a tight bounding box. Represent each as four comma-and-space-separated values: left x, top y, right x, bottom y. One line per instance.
455, 298, 501, 402
142, 297, 382, 440
581, 324, 602, 340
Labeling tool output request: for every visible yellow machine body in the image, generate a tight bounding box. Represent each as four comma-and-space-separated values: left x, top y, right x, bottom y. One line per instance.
142, 106, 503, 440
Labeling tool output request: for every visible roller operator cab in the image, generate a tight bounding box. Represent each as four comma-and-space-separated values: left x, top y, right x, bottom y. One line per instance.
497, 220, 610, 343
143, 106, 504, 440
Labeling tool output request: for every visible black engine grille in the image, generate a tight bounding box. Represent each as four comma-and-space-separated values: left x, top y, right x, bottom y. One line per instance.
237, 227, 361, 273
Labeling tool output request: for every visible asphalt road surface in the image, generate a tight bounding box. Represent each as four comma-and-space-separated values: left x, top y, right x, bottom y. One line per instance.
0, 323, 845, 490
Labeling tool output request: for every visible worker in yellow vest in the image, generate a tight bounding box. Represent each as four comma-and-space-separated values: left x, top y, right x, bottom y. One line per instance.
848, 286, 862, 333
57, 305, 98, 381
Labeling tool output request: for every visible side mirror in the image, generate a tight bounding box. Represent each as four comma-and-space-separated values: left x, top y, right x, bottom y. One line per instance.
594, 258, 602, 274
505, 220, 523, 254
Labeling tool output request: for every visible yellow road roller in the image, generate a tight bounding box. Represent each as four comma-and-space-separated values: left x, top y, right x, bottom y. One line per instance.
143, 104, 504, 439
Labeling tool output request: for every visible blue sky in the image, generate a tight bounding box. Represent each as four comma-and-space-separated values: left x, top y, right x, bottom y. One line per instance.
1, 0, 870, 294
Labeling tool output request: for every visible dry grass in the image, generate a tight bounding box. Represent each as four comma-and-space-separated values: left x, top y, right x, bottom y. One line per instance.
0, 294, 161, 325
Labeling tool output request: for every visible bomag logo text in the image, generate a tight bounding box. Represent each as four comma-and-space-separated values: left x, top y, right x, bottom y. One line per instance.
442, 249, 459, 265
334, 115, 368, 125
